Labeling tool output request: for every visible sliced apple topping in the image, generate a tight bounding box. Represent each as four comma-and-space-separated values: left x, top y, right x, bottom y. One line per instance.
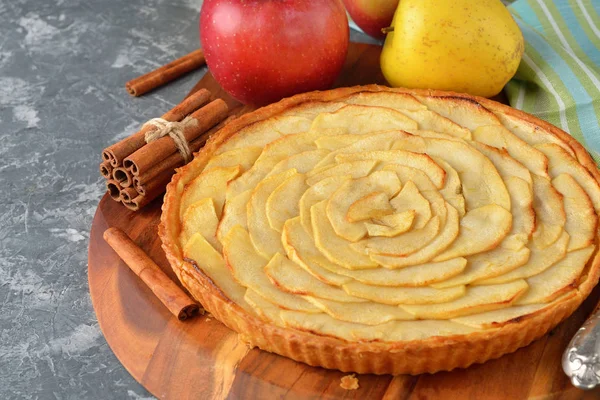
402, 280, 528, 319
223, 226, 319, 312
177, 91, 599, 343
181, 198, 220, 251
347, 192, 394, 223
365, 210, 416, 238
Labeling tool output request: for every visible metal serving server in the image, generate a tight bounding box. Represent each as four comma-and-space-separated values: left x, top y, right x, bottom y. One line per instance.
563, 303, 600, 389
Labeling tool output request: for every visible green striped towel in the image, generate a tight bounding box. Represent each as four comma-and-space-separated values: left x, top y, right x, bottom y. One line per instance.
505, 0, 600, 162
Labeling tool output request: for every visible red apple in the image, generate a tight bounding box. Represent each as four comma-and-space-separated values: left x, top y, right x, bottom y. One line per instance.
343, 0, 399, 39
200, 0, 349, 106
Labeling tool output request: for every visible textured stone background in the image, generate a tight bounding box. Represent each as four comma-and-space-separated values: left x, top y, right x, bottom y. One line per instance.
0, 0, 375, 398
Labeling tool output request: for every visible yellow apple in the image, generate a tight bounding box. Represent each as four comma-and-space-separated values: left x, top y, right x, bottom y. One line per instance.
381, 0, 524, 98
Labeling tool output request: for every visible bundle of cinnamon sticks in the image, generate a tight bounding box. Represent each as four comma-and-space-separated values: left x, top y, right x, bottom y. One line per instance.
100, 88, 230, 210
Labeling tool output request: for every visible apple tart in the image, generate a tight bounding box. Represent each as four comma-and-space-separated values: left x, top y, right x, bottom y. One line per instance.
160, 85, 600, 374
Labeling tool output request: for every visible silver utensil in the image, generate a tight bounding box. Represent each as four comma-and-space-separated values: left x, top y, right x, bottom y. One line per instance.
563, 304, 600, 389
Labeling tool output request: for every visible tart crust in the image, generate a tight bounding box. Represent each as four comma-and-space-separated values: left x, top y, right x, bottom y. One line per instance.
159, 85, 600, 375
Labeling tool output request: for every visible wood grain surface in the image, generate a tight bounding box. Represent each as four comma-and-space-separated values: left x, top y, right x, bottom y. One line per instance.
88, 42, 600, 400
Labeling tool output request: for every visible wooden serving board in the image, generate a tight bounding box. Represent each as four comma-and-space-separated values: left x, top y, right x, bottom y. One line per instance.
89, 43, 600, 399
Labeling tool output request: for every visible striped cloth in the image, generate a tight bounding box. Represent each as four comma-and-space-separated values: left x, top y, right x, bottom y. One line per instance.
506, 0, 600, 162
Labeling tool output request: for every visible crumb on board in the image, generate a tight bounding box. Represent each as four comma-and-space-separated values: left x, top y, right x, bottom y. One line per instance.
340, 374, 359, 390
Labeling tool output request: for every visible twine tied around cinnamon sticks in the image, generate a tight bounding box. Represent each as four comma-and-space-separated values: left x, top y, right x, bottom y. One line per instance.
143, 116, 197, 163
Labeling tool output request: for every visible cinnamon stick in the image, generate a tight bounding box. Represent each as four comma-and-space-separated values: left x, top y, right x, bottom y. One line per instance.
102, 88, 212, 167
134, 169, 173, 199
119, 187, 138, 203
125, 49, 206, 97
113, 167, 133, 188
106, 179, 122, 201
124, 99, 229, 176
103, 227, 200, 321
100, 161, 113, 179
122, 195, 152, 211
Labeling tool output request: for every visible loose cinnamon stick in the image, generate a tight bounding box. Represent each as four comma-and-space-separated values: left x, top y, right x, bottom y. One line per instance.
125, 49, 206, 97
102, 88, 212, 167
100, 161, 113, 179
106, 179, 122, 200
103, 227, 200, 321
124, 99, 229, 176
113, 167, 133, 188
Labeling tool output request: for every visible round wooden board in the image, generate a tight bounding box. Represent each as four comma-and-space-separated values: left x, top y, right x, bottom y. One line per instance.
89, 43, 600, 399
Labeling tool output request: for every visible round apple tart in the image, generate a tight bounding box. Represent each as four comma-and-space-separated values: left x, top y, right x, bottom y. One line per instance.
159, 85, 600, 375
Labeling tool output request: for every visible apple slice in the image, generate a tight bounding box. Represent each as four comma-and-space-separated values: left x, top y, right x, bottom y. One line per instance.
430, 158, 466, 217
404, 136, 511, 211
180, 165, 241, 218
282, 217, 352, 286
280, 310, 478, 342
244, 289, 283, 323
354, 216, 440, 258
183, 233, 250, 311
266, 173, 307, 232
433, 204, 512, 261
181, 198, 221, 251
415, 95, 501, 131
336, 150, 446, 189
247, 169, 297, 258
371, 202, 460, 267
327, 171, 401, 241
531, 175, 566, 249
553, 173, 597, 251
402, 280, 528, 319
226, 132, 317, 198
366, 210, 415, 237
304, 297, 415, 325
503, 176, 535, 242
309, 104, 418, 135
472, 125, 548, 178
347, 192, 394, 223
299, 175, 350, 236
325, 257, 466, 287
314, 131, 411, 169
344, 91, 427, 111
452, 303, 546, 329
343, 280, 465, 305
216, 189, 252, 244
431, 247, 530, 288
314, 134, 365, 151
389, 180, 431, 229
266, 149, 329, 178
382, 164, 449, 225
306, 160, 377, 186
223, 226, 319, 312
264, 253, 363, 303
402, 109, 472, 139
216, 115, 313, 154
537, 143, 600, 218
496, 113, 576, 158
203, 146, 262, 172
311, 200, 378, 269
226, 156, 280, 200
478, 230, 570, 284
515, 246, 595, 305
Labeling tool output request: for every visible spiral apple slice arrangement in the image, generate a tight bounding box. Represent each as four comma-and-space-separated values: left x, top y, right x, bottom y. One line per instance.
172, 89, 599, 345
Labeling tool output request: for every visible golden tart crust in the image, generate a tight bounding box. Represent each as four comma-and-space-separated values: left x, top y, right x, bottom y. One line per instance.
159, 85, 600, 375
